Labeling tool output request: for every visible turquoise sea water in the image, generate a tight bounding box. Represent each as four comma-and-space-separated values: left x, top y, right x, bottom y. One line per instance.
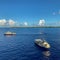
0, 28, 60, 60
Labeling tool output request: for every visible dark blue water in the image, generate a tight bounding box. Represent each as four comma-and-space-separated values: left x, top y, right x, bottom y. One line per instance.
0, 28, 60, 60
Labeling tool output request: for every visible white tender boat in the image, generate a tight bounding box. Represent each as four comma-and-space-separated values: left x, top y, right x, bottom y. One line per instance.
35, 39, 50, 49
4, 31, 16, 35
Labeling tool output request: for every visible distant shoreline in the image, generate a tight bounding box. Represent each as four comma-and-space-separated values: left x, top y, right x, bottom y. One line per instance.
0, 26, 60, 28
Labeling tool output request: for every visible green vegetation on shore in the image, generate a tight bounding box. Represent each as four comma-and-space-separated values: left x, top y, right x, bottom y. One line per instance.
10, 26, 60, 28
0, 26, 60, 28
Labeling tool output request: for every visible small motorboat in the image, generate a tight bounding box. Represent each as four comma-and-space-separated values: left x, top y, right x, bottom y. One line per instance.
35, 39, 50, 49
4, 31, 16, 35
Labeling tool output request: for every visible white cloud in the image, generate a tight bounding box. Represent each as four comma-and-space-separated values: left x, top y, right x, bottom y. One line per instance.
0, 19, 7, 26
0, 19, 17, 26
8, 19, 16, 26
39, 19, 45, 26
24, 22, 28, 26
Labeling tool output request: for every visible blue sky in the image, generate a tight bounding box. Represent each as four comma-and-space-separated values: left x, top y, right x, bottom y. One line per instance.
0, 0, 60, 26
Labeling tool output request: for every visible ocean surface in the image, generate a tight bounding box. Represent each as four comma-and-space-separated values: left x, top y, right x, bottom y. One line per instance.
0, 28, 60, 60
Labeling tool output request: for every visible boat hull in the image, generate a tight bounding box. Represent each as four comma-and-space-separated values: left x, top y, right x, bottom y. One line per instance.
35, 39, 50, 49
4, 34, 16, 35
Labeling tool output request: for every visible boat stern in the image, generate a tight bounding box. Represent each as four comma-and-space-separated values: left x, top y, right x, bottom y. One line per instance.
43, 42, 50, 48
